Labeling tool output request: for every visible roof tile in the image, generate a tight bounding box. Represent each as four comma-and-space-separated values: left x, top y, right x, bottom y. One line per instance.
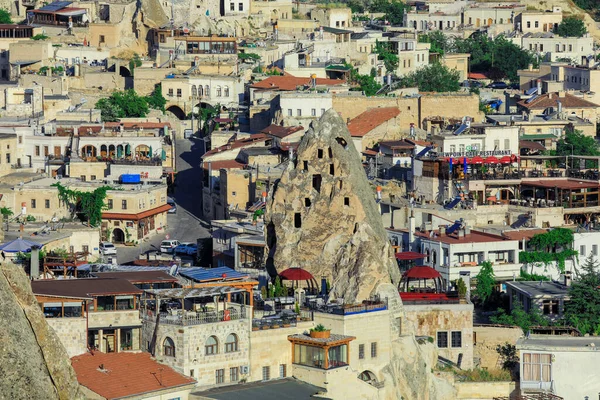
347, 107, 400, 137
251, 75, 345, 91
518, 92, 600, 109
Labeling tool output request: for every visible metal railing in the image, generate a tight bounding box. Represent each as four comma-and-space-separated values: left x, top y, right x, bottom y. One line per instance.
252, 317, 297, 330
143, 307, 246, 326
308, 296, 388, 315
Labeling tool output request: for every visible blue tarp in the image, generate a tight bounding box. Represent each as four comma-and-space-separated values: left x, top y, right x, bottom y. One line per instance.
179, 266, 248, 282
0, 238, 43, 253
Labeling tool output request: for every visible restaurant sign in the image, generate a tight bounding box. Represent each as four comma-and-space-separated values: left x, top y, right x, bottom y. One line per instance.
441, 149, 512, 158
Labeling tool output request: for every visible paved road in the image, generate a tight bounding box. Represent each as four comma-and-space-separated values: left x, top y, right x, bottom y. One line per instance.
117, 137, 210, 264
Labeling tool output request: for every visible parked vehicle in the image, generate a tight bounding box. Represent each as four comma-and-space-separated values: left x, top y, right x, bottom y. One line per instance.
486, 81, 508, 89
160, 240, 180, 253
167, 197, 177, 214
99, 242, 117, 256
175, 242, 197, 255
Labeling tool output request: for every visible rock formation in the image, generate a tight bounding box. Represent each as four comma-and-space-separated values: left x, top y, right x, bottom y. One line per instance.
264, 109, 401, 303
0, 262, 82, 400
265, 110, 455, 399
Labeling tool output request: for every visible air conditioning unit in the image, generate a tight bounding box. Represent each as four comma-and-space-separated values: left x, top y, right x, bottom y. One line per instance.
240, 365, 249, 374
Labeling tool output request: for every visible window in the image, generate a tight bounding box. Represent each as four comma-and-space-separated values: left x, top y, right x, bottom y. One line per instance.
18, 136, 22, 144
580, 245, 586, 257
80, 175, 86, 182
297, 109, 302, 117
205, 336, 218, 355
294, 212, 302, 228
494, 139, 500, 150
437, 331, 448, 348
224, 86, 229, 97
205, 85, 210, 97
176, 88, 182, 98
107, 199, 113, 209
191, 85, 197, 97
542, 300, 559, 315
45, 199, 50, 209
311, 108, 316, 116
5, 153, 9, 164
344, 197, 350, 206
535, 21, 539, 28
216, 86, 222, 97
230, 367, 239, 382
593, 244, 598, 256
163, 337, 175, 357
122, 200, 127, 210
527, 21, 531, 28
370, 342, 377, 358
31, 199, 36, 209
504, 139, 510, 150
358, 344, 365, 359
225, 333, 238, 352
262, 366, 270, 381
239, 2, 243, 10
82, 245, 89, 254
230, 2, 235, 10
91, 175, 96, 180
215, 369, 225, 384
168, 88, 173, 97
523, 353, 552, 382
288, 109, 292, 117
35, 145, 40, 156
44, 146, 49, 156
451, 331, 462, 348
279, 364, 287, 378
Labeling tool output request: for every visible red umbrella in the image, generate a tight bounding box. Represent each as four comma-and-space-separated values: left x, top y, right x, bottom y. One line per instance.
471, 156, 484, 165
485, 156, 499, 164
279, 268, 315, 281
499, 156, 512, 164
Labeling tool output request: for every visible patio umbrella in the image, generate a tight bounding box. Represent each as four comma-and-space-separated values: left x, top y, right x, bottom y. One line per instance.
485, 156, 499, 164
471, 156, 484, 165
0, 238, 43, 253
499, 156, 512, 164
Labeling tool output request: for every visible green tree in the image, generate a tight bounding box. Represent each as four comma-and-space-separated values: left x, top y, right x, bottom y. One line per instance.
384, 0, 406, 25
474, 260, 495, 303
419, 31, 451, 55
374, 41, 399, 73
556, 17, 587, 38
95, 90, 150, 122
0, 9, 12, 24
555, 127, 600, 157
128, 53, 142, 76
564, 254, 600, 335
398, 62, 460, 92
238, 53, 261, 62
1, 206, 13, 231
490, 297, 549, 333
346, 0, 364, 13
145, 85, 166, 112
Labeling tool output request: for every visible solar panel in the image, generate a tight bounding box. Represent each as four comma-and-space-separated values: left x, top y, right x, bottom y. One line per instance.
443, 197, 461, 210
179, 266, 248, 282
38, 1, 72, 12
524, 87, 538, 96
416, 146, 433, 157
525, 94, 538, 104
511, 214, 529, 229
445, 220, 462, 234
453, 124, 468, 136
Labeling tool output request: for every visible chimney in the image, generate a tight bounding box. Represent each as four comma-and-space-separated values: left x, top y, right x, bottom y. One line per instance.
408, 210, 416, 251
557, 99, 562, 115
564, 271, 572, 287
536, 79, 541, 94
30, 245, 40, 279
528, 63, 533, 71
459, 271, 471, 302
558, 91, 566, 98
458, 229, 465, 238
438, 225, 446, 236
464, 225, 471, 235
548, 93, 553, 99
387, 72, 392, 88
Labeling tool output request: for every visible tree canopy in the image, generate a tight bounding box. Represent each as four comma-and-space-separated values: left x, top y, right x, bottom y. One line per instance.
96, 88, 167, 122
398, 62, 461, 92
564, 255, 600, 335
0, 9, 12, 24
418, 31, 450, 55
369, 0, 406, 25
374, 41, 399, 73
490, 297, 549, 334
474, 261, 495, 303
554, 127, 600, 157
556, 17, 587, 38
146, 85, 167, 113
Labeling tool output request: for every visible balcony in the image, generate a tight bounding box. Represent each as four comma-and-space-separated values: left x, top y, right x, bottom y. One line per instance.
143, 306, 247, 326
308, 296, 388, 316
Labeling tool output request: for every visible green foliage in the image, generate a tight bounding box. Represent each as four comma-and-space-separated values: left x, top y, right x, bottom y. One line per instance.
273, 276, 287, 297
295, 302, 300, 314
252, 209, 264, 221
349, 65, 382, 96
0, 9, 12, 24
556, 17, 587, 38
311, 323, 328, 332
346, 0, 365, 13
474, 261, 495, 303
145, 85, 166, 112
374, 40, 399, 73
519, 250, 578, 273
519, 269, 550, 281
238, 53, 261, 62
490, 297, 550, 333
458, 368, 512, 382
456, 277, 467, 298
398, 62, 460, 92
496, 343, 519, 371
0, 207, 13, 217
529, 228, 574, 249
96, 90, 150, 122
520, 228, 577, 273
564, 254, 600, 335
419, 31, 449, 55
128, 53, 142, 75
52, 182, 111, 227
369, 0, 406, 25
553, 127, 600, 158
25, 215, 36, 222
31, 34, 49, 41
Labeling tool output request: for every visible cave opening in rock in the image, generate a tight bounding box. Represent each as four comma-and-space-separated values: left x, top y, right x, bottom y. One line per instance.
312, 174, 322, 193
328, 147, 333, 158
318, 149, 324, 159
303, 160, 308, 171
336, 137, 347, 148
330, 164, 335, 175
294, 212, 302, 228
305, 198, 311, 207
344, 197, 350, 206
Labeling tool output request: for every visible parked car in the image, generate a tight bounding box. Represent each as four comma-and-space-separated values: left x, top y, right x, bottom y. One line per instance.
486, 81, 508, 89
509, 82, 520, 90
175, 242, 197, 255
160, 240, 180, 253
99, 242, 117, 256
167, 197, 177, 214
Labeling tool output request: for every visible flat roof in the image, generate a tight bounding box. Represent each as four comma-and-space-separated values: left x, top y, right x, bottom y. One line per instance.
192, 378, 324, 400
505, 281, 569, 298
521, 179, 599, 190
93, 271, 178, 284
416, 229, 510, 245
145, 286, 245, 299
288, 333, 356, 345
32, 278, 143, 298
517, 335, 600, 351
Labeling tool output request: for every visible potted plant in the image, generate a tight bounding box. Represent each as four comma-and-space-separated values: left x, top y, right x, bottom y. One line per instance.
309, 324, 330, 339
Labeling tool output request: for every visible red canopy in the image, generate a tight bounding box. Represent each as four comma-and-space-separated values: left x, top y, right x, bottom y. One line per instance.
395, 251, 426, 261
499, 155, 512, 164
485, 156, 499, 164
402, 266, 441, 279
444, 157, 459, 164
471, 156, 484, 165
279, 268, 315, 281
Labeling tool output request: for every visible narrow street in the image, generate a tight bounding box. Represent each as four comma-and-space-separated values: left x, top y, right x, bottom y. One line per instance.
116, 137, 210, 264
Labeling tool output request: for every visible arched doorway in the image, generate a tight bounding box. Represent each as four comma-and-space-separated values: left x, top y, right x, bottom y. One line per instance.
108, 144, 116, 158
100, 144, 108, 158
166, 105, 186, 120
116, 144, 124, 159
135, 145, 150, 159
112, 228, 125, 244
358, 370, 377, 384
81, 145, 97, 159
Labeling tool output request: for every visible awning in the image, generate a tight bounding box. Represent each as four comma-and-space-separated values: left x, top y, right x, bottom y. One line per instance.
279, 268, 314, 281
499, 155, 512, 164
485, 156, 499, 164
395, 251, 426, 261
402, 266, 441, 279
101, 203, 172, 221
10, 60, 40, 66
56, 9, 86, 16
145, 286, 244, 299
471, 156, 484, 165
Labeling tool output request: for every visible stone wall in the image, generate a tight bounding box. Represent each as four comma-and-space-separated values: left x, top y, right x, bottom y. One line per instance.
455, 380, 515, 399
46, 318, 88, 357
473, 325, 523, 370
404, 303, 474, 369
88, 310, 141, 329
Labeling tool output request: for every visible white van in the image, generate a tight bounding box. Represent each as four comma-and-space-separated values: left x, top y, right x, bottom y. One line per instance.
160, 240, 180, 253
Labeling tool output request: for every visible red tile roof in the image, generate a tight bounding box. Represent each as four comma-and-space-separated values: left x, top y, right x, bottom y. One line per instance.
502, 229, 548, 241
101, 203, 173, 221
518, 93, 600, 109
260, 124, 304, 139
250, 75, 346, 91
72, 352, 195, 399
468, 72, 489, 80
416, 229, 510, 244
202, 134, 268, 158
202, 159, 246, 170
347, 107, 400, 137
522, 179, 599, 190
379, 139, 415, 150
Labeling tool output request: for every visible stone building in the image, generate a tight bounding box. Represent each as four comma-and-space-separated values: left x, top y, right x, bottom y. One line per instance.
0, 133, 16, 177
347, 107, 401, 152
